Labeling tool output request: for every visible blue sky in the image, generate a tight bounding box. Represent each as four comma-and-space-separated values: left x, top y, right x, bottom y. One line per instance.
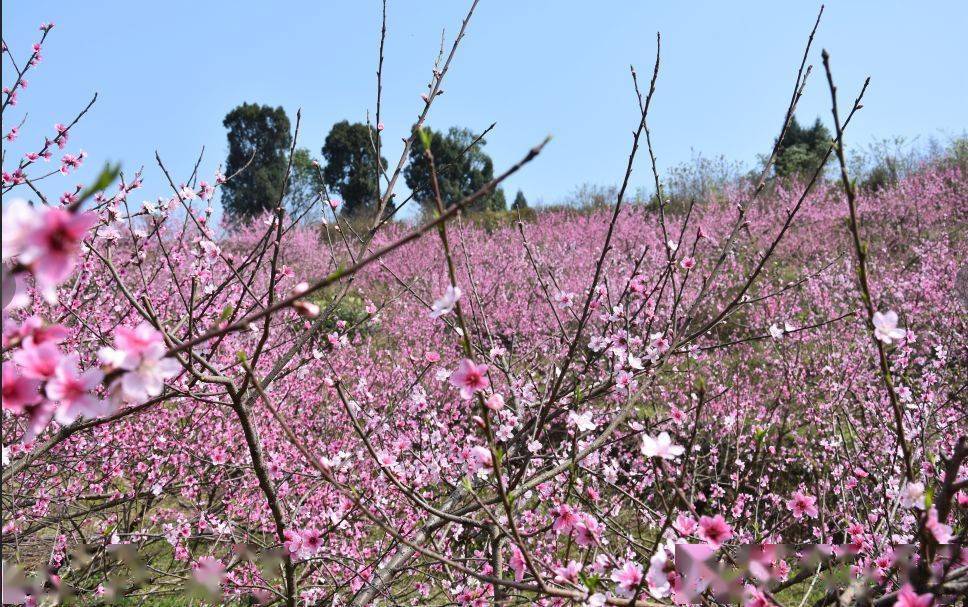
2, 1, 966, 218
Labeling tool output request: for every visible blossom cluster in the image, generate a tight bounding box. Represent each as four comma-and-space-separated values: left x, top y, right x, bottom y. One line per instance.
2, 16, 966, 607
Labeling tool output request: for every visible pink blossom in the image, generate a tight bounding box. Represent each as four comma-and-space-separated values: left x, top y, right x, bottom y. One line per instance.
198, 181, 215, 201
924, 506, 952, 544
673, 513, 698, 536
300, 528, 324, 555
568, 410, 597, 432
9, 316, 69, 347
2, 199, 38, 261
611, 560, 644, 596
449, 359, 489, 399
59, 152, 85, 173
647, 546, 672, 598
787, 491, 819, 519
893, 584, 933, 607
2, 362, 42, 413
747, 545, 780, 582
509, 546, 526, 582
573, 513, 602, 547
99, 322, 180, 403
1, 266, 28, 310
178, 185, 197, 201
745, 586, 774, 607
0, 60, 963, 605
615, 369, 635, 392
698, 514, 733, 547
899, 481, 926, 509
873, 310, 905, 344
587, 593, 607, 607
377, 451, 397, 468
552, 503, 580, 534
45, 355, 105, 424
484, 393, 505, 411
192, 556, 225, 591
12, 341, 62, 380
465, 445, 493, 476
23, 400, 57, 441
199, 239, 221, 264
554, 560, 582, 584
641, 431, 685, 460
429, 285, 461, 318
112, 322, 166, 359
16, 205, 97, 287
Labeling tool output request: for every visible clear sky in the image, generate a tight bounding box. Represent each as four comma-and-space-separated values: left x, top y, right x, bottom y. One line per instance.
2, 1, 966, 217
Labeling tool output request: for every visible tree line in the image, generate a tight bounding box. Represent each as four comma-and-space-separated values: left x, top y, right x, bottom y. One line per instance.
220, 103, 528, 222
220, 102, 832, 223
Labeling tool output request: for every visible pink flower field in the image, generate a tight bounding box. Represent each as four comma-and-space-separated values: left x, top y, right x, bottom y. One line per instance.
2, 8, 966, 607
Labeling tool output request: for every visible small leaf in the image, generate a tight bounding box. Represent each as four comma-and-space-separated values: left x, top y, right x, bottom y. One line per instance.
580, 572, 600, 592
77, 162, 121, 204
417, 127, 432, 152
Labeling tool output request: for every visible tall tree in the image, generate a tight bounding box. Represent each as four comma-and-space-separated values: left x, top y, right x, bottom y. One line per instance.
404, 127, 505, 214
221, 103, 293, 220
774, 116, 832, 178
321, 121, 386, 218
511, 189, 528, 210
285, 148, 325, 221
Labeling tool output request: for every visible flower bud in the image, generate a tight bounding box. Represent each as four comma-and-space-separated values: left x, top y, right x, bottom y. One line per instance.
484, 393, 505, 411
293, 300, 320, 318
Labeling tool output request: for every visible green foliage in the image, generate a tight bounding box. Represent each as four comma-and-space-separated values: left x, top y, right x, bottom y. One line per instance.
321, 121, 387, 218
308, 289, 370, 336
847, 134, 968, 193
656, 153, 744, 213
221, 103, 293, 221
286, 148, 325, 220
774, 116, 832, 178
511, 189, 528, 210
860, 160, 899, 193
78, 163, 122, 205
467, 207, 536, 231
567, 183, 620, 210
942, 135, 968, 173
404, 126, 506, 214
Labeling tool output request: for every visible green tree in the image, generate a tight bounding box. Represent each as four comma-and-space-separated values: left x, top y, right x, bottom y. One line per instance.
286, 148, 325, 220
404, 126, 505, 214
511, 189, 528, 210
221, 103, 293, 220
774, 116, 832, 178
321, 121, 387, 218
